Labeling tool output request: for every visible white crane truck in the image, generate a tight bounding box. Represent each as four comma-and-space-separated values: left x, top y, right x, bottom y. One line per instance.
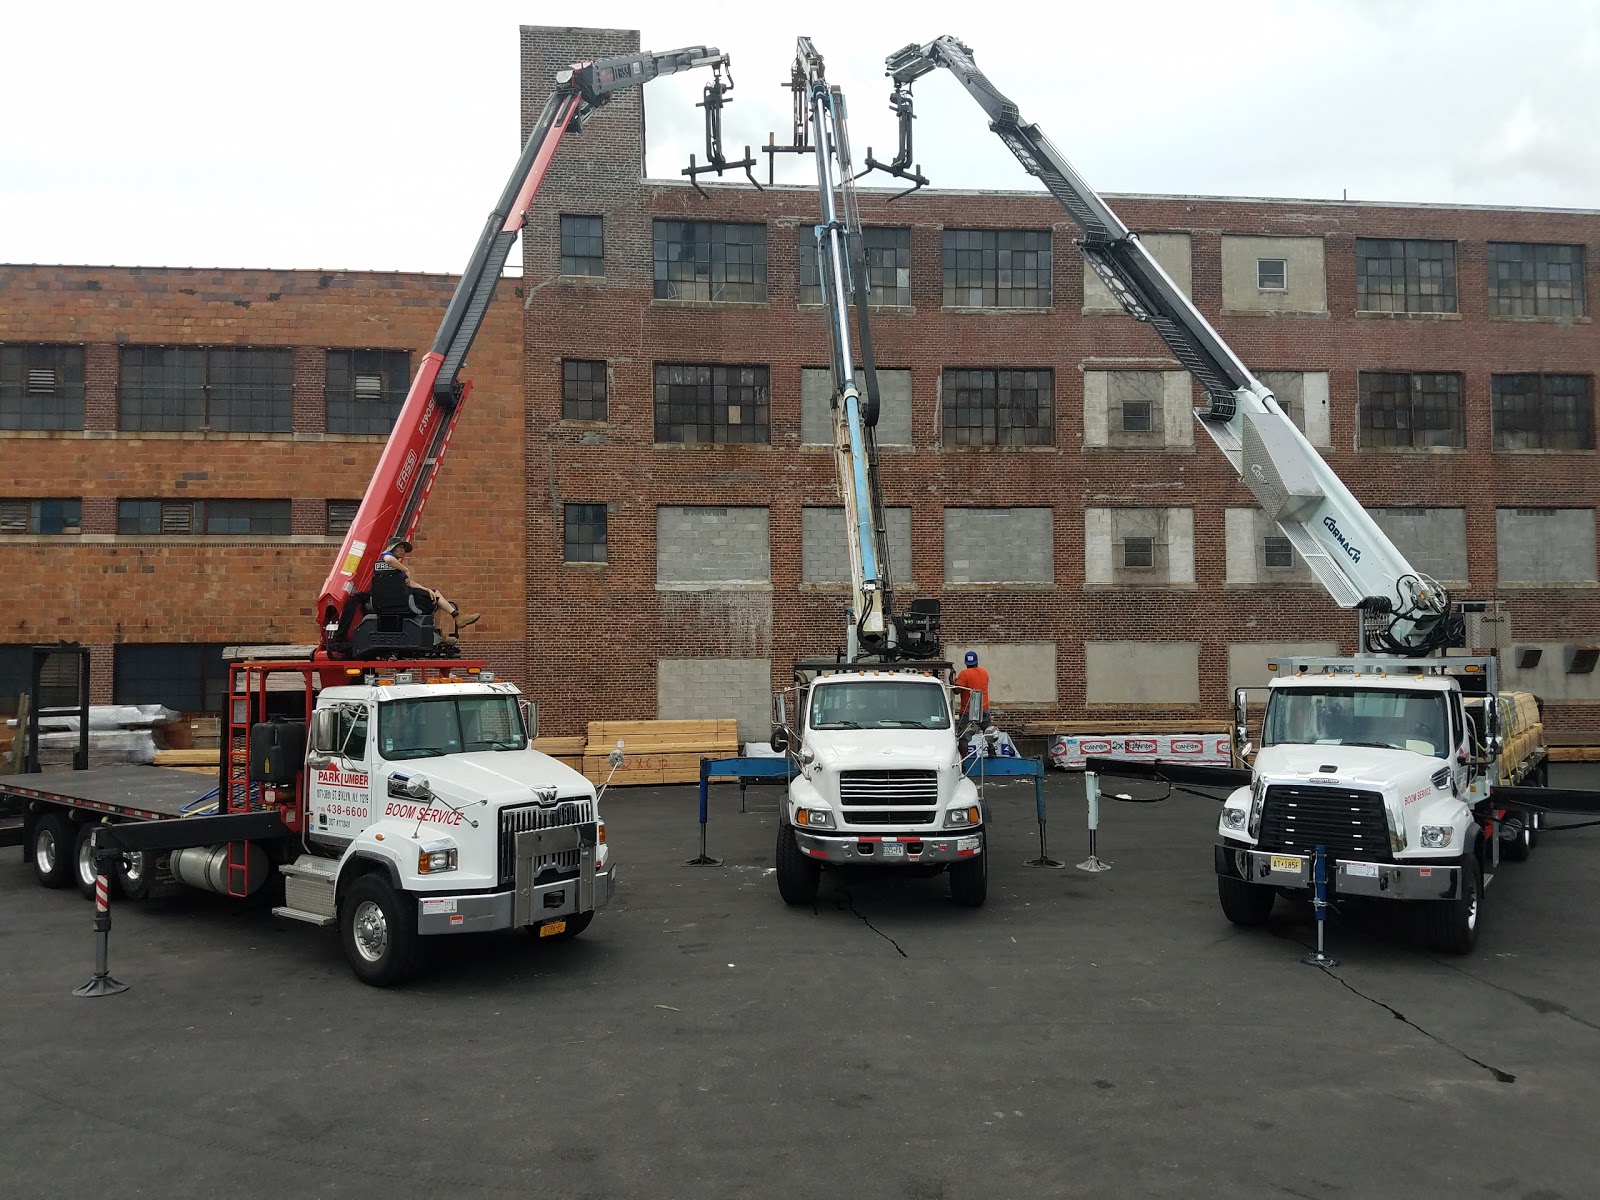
765, 39, 989, 908
877, 35, 1586, 951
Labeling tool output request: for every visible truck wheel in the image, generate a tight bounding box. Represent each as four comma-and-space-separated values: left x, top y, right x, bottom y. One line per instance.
1218, 875, 1275, 926
948, 834, 988, 908
116, 850, 155, 902
1425, 853, 1482, 955
1500, 816, 1532, 863
73, 821, 121, 901
32, 812, 75, 890
530, 911, 594, 940
776, 824, 820, 906
339, 875, 423, 987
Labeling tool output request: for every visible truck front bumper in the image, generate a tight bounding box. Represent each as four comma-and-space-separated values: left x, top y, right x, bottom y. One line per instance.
1215, 843, 1461, 901
794, 829, 983, 865
416, 865, 615, 935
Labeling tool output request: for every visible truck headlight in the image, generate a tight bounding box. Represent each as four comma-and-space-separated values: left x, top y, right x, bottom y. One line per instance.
417, 841, 458, 873
944, 806, 981, 828
796, 808, 833, 828
1420, 824, 1452, 848
1222, 806, 1248, 831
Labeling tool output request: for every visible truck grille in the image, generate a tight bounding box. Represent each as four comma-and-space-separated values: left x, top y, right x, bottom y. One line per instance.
838, 770, 938, 807
840, 810, 937, 826
498, 798, 593, 886
1258, 784, 1393, 863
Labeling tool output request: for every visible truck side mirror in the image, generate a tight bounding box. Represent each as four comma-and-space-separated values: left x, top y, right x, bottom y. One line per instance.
770, 725, 790, 753
519, 698, 539, 742
309, 708, 339, 754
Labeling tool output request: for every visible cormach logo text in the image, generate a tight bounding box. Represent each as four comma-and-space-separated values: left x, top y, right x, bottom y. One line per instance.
1322, 515, 1362, 563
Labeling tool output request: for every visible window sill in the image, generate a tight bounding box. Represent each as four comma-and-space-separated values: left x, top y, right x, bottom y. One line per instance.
0, 533, 85, 543
797, 303, 916, 316
555, 273, 606, 285
1222, 581, 1325, 590
656, 581, 773, 592
1217, 307, 1330, 318
942, 305, 1054, 316
36, 430, 395, 443
651, 441, 774, 450
1492, 447, 1596, 456
1495, 580, 1600, 590
943, 582, 1057, 591
562, 560, 608, 570
941, 444, 1060, 453
1083, 444, 1196, 454
1486, 314, 1591, 325
799, 581, 918, 592
1352, 309, 1462, 321
651, 298, 770, 311
1356, 445, 1467, 454
100, 535, 332, 546
1082, 583, 1199, 591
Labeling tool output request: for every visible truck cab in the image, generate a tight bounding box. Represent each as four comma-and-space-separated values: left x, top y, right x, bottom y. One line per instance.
1214, 656, 1522, 953
270, 668, 613, 984
772, 660, 988, 908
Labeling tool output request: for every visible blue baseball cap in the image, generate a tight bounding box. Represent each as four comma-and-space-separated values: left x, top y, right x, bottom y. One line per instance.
964, 651, 978, 667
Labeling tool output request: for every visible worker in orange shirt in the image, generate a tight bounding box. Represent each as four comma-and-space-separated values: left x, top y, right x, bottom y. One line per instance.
953, 651, 990, 721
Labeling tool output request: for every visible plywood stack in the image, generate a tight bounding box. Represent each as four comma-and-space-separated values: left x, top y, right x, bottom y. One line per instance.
533, 736, 586, 772
582, 720, 740, 786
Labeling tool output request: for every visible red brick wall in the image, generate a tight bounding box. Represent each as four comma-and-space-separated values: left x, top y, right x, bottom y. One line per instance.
515, 29, 1600, 735
0, 264, 525, 699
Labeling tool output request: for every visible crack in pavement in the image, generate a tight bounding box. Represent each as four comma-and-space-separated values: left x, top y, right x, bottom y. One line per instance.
1322, 969, 1516, 1083
1426, 960, 1600, 1033
834, 889, 909, 957
1269, 924, 1516, 1083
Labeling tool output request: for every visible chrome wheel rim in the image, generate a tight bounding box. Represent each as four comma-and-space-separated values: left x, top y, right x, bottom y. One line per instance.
78, 834, 95, 885
121, 852, 144, 884
353, 899, 389, 963
36, 828, 58, 875
1465, 883, 1479, 932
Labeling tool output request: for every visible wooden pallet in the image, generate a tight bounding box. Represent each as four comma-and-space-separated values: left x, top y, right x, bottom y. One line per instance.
582, 720, 740, 786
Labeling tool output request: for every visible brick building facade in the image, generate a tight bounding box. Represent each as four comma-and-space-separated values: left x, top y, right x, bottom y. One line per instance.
2, 22, 1597, 741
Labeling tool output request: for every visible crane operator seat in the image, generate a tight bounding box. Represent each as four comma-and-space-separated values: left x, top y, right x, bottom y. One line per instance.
348, 563, 441, 659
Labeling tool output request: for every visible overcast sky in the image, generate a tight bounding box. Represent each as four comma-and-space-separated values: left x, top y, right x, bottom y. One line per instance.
4, 0, 1596, 274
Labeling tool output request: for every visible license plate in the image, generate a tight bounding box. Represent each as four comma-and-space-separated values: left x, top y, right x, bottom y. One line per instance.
538, 919, 567, 938
1269, 855, 1302, 873
880, 843, 906, 858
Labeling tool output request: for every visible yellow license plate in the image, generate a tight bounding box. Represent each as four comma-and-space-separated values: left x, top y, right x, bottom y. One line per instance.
538, 919, 567, 938
1270, 855, 1303, 874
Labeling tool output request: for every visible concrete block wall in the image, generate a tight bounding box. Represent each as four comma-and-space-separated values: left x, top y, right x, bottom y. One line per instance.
1370, 507, 1469, 583
801, 507, 913, 585
657, 506, 771, 585
800, 367, 913, 446
656, 657, 772, 743
944, 508, 1053, 583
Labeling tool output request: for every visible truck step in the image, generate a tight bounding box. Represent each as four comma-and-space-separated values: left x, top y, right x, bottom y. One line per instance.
278, 854, 338, 921
271, 905, 336, 928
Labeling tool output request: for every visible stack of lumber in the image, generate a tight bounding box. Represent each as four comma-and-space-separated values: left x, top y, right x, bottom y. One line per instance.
154, 749, 222, 768
582, 720, 739, 786
533, 736, 586, 771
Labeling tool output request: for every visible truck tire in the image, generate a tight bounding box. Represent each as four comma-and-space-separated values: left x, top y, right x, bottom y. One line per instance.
948, 834, 988, 908
1218, 875, 1275, 926
32, 812, 75, 890
339, 875, 423, 987
776, 824, 820, 906
116, 850, 155, 902
1424, 853, 1482, 955
1500, 815, 1533, 862
530, 911, 594, 940
73, 820, 121, 901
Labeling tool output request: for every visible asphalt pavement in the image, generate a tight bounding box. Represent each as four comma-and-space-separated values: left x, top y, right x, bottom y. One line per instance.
3, 767, 1598, 1199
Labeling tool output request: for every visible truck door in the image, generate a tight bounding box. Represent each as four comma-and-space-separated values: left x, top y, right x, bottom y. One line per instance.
309, 703, 374, 841
1449, 689, 1471, 796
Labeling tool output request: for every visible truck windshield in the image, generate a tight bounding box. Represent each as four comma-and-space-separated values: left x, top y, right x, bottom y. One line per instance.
1263, 687, 1449, 756
378, 694, 526, 759
809, 681, 950, 731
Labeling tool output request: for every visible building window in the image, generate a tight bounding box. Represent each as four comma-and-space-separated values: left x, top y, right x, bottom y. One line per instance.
560, 215, 604, 277
653, 364, 771, 444
1122, 536, 1155, 569
653, 221, 767, 303
1263, 535, 1294, 569
113, 643, 229, 713
1121, 398, 1152, 433
0, 499, 81, 535
1492, 374, 1594, 451
0, 343, 85, 430
942, 369, 1054, 447
0, 645, 83, 717
943, 229, 1052, 308
326, 500, 360, 537
119, 346, 293, 433
562, 359, 608, 421
1355, 238, 1457, 313
326, 348, 409, 436
799, 227, 912, 307
1257, 258, 1287, 290
1487, 243, 1586, 319
563, 503, 607, 563
1358, 372, 1464, 449
117, 499, 292, 536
